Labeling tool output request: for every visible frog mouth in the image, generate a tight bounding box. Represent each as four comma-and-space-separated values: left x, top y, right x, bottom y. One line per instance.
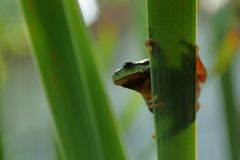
113, 71, 150, 91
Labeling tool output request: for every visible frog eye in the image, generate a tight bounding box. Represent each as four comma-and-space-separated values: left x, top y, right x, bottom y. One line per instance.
123, 61, 134, 68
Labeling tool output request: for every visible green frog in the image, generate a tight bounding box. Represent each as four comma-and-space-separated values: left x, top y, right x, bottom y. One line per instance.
112, 59, 155, 112
112, 51, 207, 113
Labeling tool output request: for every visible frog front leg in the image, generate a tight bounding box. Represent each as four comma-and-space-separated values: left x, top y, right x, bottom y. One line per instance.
145, 38, 158, 54
144, 95, 163, 113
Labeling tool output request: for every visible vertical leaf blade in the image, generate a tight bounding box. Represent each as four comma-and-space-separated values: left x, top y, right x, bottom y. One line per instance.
61, 0, 126, 159
221, 68, 240, 160
19, 0, 125, 159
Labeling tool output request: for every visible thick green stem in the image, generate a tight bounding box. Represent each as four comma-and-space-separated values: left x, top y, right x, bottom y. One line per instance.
146, 0, 196, 159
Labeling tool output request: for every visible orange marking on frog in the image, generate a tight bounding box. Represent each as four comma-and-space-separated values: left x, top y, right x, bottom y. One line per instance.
197, 54, 207, 83
196, 48, 207, 111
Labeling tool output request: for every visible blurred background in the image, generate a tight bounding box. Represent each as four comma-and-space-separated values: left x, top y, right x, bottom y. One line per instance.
0, 0, 240, 159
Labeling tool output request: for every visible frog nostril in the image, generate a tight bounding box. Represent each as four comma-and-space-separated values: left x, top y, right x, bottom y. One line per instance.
123, 61, 134, 68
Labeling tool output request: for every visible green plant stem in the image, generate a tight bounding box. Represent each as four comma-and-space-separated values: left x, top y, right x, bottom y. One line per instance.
221, 68, 240, 160
146, 0, 196, 159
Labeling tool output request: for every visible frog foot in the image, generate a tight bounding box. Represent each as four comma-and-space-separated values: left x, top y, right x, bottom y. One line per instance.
190, 43, 199, 54
196, 102, 200, 112
146, 95, 164, 113
152, 132, 156, 139
145, 38, 158, 54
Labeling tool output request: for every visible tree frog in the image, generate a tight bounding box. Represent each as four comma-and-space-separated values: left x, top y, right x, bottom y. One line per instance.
112, 49, 207, 113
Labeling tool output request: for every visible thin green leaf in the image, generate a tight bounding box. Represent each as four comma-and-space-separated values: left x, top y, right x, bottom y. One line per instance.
0, 98, 2, 160
61, 0, 126, 159
221, 65, 240, 160
19, 0, 125, 159
212, 29, 240, 75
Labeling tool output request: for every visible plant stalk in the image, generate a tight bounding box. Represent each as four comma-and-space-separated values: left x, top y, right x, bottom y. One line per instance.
146, 0, 197, 159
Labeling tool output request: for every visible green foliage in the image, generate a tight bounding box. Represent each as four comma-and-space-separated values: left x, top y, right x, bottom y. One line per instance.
0, 57, 7, 88
212, 29, 240, 75
211, 2, 240, 159
146, 0, 196, 159
0, 56, 4, 159
0, 0, 238, 159
19, 0, 125, 159
221, 69, 240, 160
0, 94, 2, 160
0, 0, 29, 57
0, 133, 2, 160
